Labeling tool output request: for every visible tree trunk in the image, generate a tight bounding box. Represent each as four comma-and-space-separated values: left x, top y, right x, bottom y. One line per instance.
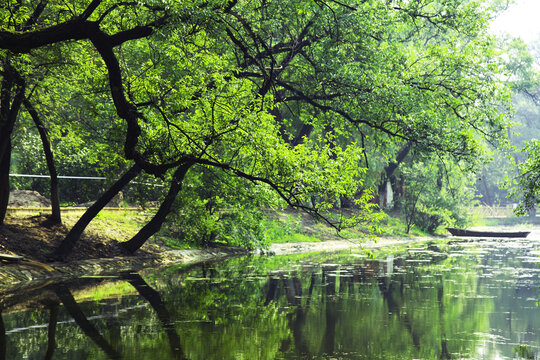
52, 163, 141, 260
0, 143, 10, 225
24, 99, 61, 224
0, 63, 25, 225
378, 142, 413, 208
480, 167, 492, 206
122, 162, 192, 253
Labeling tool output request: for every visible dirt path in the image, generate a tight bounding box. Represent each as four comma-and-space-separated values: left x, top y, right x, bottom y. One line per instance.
268, 236, 436, 255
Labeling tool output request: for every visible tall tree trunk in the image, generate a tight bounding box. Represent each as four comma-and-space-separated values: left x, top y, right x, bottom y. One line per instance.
0, 143, 10, 225
480, 167, 492, 206
23, 99, 61, 224
52, 163, 141, 260
0, 61, 25, 225
378, 142, 413, 208
122, 162, 192, 253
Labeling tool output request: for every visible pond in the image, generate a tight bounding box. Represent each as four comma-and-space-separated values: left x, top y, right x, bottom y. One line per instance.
2, 236, 540, 359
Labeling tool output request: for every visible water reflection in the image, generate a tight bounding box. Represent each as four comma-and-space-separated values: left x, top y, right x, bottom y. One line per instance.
1, 237, 540, 359
53, 284, 122, 359
122, 272, 185, 360
44, 301, 58, 360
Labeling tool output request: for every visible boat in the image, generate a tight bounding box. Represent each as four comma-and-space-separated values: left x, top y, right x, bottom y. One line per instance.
446, 228, 530, 238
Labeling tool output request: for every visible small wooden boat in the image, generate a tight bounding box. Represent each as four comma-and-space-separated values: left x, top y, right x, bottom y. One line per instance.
446, 228, 530, 238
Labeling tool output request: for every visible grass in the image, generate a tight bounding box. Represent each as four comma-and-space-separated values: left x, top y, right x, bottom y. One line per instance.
262, 218, 322, 243
261, 212, 335, 244
261, 209, 434, 244
61, 209, 154, 243
374, 215, 432, 237
6, 206, 456, 251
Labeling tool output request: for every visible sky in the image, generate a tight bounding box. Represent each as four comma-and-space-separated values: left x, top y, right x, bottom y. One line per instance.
490, 0, 540, 44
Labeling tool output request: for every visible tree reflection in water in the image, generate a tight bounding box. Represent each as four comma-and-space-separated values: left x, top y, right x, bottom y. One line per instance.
43, 300, 59, 360
53, 284, 122, 359
1, 238, 540, 359
122, 272, 186, 360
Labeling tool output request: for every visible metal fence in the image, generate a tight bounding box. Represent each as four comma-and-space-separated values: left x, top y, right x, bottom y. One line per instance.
471, 205, 520, 218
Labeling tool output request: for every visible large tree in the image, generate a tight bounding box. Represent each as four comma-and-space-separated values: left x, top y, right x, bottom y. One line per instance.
0, 0, 510, 258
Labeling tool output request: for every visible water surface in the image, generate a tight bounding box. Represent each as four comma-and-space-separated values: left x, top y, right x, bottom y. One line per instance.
2, 237, 540, 359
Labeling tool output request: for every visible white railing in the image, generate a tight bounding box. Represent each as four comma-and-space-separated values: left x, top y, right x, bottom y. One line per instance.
471, 205, 520, 218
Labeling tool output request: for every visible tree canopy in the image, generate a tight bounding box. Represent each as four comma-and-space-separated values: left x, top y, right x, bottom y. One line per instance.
0, 0, 512, 258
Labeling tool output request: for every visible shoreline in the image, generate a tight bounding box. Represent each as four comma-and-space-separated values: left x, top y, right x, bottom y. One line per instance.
0, 236, 438, 291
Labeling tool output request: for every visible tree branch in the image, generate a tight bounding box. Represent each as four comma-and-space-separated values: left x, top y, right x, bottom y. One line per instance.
81, 0, 103, 20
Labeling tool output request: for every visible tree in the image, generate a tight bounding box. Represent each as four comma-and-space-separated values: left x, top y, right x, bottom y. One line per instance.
0, 0, 511, 258
489, 37, 540, 212
400, 155, 477, 234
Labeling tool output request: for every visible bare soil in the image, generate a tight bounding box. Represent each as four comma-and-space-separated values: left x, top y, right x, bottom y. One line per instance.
0, 215, 160, 263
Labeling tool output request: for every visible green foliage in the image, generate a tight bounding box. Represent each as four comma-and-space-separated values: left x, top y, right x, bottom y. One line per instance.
162, 167, 277, 249
375, 214, 432, 237
508, 140, 540, 215
1, 0, 514, 249
400, 156, 477, 234
262, 213, 322, 244
12, 124, 106, 203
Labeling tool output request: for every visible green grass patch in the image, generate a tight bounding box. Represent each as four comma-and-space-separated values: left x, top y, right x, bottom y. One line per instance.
62, 209, 153, 243
262, 215, 322, 243
352, 213, 431, 238
262, 209, 436, 245
159, 236, 197, 250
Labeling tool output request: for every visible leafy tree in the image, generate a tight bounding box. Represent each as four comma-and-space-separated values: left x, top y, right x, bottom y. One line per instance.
400, 155, 477, 234
491, 38, 540, 212
0, 0, 511, 258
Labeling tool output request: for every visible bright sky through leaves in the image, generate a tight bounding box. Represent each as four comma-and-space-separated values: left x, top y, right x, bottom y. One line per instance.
490, 0, 540, 44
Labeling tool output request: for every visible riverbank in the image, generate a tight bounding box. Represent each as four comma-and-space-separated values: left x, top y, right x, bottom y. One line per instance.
0, 208, 536, 289
0, 234, 435, 290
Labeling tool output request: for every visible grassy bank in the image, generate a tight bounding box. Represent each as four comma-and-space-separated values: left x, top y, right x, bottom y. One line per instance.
4, 207, 442, 251
260, 210, 432, 244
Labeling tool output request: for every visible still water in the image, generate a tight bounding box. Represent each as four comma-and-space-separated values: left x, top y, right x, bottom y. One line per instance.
2, 237, 540, 359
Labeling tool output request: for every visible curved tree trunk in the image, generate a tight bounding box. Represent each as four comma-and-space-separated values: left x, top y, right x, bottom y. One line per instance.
23, 99, 61, 224
122, 162, 192, 253
52, 163, 141, 260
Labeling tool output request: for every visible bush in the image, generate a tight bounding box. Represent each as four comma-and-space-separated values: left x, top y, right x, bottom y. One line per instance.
162, 167, 278, 249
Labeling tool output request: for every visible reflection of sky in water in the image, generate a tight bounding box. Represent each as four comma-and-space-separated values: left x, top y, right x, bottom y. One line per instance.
2, 236, 540, 359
